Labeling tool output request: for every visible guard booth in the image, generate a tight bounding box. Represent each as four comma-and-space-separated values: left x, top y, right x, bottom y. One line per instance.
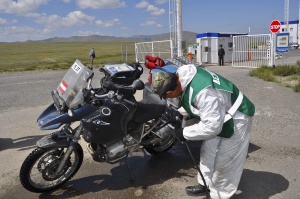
195, 32, 248, 64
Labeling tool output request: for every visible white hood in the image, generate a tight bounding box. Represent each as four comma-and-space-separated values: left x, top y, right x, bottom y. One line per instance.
177, 64, 197, 92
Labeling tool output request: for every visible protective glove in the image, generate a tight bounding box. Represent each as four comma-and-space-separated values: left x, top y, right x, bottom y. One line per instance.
174, 128, 186, 142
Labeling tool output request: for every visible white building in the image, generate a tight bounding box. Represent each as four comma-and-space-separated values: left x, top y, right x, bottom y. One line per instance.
279, 20, 299, 48
195, 32, 247, 64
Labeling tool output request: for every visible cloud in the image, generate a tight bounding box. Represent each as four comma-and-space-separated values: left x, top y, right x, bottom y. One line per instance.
63, 0, 72, 3
95, 18, 120, 27
0, 18, 8, 25
0, 25, 46, 42
136, 1, 165, 16
136, 1, 149, 8
63, 11, 94, 26
35, 11, 94, 30
77, 0, 126, 9
0, 0, 48, 15
150, 8, 165, 15
155, 0, 168, 4
141, 20, 163, 28
146, 5, 165, 15
77, 31, 101, 36
141, 20, 156, 26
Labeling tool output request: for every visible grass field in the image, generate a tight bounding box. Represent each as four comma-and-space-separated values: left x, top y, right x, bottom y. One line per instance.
249, 64, 300, 92
0, 42, 136, 72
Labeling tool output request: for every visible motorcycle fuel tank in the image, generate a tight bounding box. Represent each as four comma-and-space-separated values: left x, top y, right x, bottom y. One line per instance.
81, 98, 136, 145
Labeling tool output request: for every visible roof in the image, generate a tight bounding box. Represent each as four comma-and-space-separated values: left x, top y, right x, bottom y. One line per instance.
196, 32, 248, 38
280, 20, 299, 25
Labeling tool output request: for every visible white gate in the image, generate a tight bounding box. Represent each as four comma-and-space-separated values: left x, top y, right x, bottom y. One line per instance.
232, 34, 272, 68
135, 40, 174, 63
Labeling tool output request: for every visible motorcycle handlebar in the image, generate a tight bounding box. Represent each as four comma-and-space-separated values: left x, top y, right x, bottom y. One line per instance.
94, 91, 114, 99
123, 98, 136, 106
93, 90, 136, 107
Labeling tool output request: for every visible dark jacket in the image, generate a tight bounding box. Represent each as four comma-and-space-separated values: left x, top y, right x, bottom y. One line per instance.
218, 48, 225, 56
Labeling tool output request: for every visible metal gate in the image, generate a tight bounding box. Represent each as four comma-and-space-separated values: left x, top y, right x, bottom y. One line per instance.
135, 40, 174, 63
121, 44, 135, 62
232, 34, 272, 68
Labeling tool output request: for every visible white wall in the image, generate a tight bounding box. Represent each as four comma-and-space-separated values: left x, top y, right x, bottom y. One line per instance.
279, 23, 298, 44
196, 37, 234, 64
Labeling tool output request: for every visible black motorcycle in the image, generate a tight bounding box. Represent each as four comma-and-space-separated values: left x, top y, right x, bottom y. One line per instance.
19, 49, 183, 193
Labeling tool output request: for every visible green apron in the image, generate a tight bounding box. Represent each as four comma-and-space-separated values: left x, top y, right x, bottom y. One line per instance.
181, 67, 255, 138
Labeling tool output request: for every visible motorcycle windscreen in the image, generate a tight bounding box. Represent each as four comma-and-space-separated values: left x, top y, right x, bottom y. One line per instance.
56, 59, 93, 109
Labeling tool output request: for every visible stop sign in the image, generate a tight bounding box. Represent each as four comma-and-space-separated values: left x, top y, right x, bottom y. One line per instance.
270, 20, 281, 33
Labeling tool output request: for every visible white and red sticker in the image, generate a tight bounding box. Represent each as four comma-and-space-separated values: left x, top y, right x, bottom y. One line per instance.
58, 80, 68, 94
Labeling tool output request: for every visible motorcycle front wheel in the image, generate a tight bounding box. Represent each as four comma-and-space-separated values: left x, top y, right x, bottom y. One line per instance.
19, 146, 83, 193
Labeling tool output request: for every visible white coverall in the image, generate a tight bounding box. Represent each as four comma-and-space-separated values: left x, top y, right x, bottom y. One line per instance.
177, 65, 253, 199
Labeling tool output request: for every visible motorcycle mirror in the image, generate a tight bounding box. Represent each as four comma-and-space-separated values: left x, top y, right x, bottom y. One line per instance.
89, 48, 95, 59
132, 79, 144, 91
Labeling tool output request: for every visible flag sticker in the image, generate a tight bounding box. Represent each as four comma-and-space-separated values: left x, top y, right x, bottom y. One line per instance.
58, 80, 68, 94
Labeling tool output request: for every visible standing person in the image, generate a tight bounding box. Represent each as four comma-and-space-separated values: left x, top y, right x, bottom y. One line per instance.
218, 45, 225, 66
151, 64, 255, 199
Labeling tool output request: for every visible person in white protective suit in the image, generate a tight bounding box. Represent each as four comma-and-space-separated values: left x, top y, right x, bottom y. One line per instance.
151, 64, 255, 199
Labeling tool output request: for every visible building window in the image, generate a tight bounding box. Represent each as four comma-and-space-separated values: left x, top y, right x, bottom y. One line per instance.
290, 27, 293, 31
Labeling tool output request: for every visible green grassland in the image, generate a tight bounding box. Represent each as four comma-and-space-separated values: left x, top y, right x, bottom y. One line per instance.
249, 64, 300, 92
0, 42, 136, 72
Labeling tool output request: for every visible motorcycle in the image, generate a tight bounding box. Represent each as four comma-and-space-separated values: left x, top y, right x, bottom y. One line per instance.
19, 49, 184, 193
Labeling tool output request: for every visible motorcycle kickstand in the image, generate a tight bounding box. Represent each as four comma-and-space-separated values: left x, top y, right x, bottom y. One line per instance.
123, 154, 134, 183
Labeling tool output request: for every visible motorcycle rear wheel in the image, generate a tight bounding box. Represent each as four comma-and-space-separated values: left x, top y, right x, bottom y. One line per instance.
19, 146, 83, 193
144, 134, 176, 155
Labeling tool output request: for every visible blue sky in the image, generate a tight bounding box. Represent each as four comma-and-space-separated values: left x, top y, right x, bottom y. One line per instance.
0, 0, 299, 42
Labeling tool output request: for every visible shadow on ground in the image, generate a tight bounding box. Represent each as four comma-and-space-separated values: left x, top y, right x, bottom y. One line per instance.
232, 169, 289, 199
0, 135, 44, 151
3, 141, 288, 199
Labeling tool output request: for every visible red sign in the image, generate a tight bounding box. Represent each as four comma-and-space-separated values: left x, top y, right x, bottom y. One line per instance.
270, 20, 281, 33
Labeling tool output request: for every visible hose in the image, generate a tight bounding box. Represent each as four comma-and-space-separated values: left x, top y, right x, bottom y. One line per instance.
183, 141, 210, 199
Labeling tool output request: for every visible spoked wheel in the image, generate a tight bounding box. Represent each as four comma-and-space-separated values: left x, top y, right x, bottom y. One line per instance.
19, 146, 83, 193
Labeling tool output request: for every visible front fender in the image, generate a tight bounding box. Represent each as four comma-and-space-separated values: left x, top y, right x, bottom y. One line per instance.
37, 131, 70, 148
36, 131, 83, 152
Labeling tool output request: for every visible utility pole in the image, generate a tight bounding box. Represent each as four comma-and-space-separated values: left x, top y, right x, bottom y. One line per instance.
169, 0, 182, 57
298, 0, 300, 48
284, 0, 289, 32
176, 0, 182, 56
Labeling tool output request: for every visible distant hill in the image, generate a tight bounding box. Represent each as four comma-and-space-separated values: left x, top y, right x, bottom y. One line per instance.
129, 31, 198, 43
25, 31, 198, 43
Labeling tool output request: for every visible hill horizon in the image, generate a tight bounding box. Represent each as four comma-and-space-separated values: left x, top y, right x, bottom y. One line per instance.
3, 31, 199, 44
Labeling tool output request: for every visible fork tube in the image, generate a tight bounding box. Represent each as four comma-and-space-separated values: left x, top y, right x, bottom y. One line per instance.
55, 125, 82, 175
